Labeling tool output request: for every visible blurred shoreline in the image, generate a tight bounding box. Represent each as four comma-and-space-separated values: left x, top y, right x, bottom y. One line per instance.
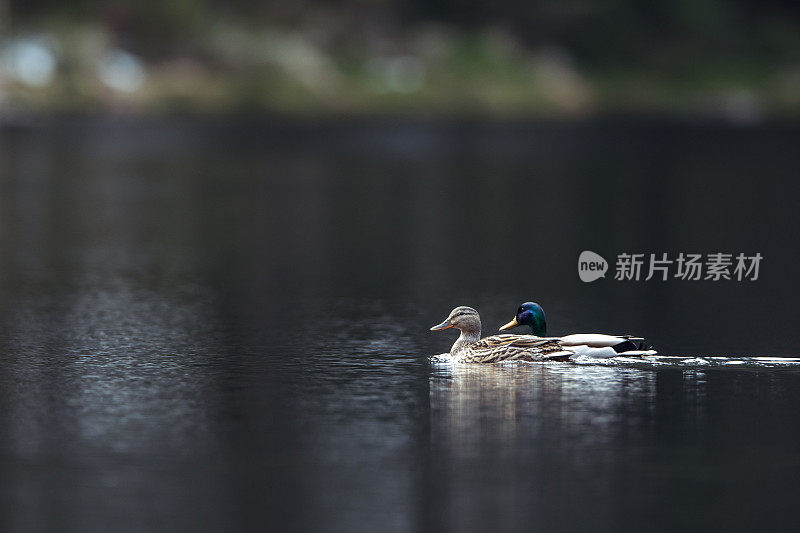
1, 12, 797, 123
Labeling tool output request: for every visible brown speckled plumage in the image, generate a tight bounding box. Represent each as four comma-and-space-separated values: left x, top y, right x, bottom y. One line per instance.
431, 306, 574, 363
457, 334, 574, 363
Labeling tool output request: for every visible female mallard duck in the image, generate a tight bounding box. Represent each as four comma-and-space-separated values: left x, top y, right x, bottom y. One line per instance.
499, 302, 656, 358
430, 306, 576, 363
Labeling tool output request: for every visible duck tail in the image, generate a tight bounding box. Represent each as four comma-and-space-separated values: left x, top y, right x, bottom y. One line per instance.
612, 340, 640, 353
618, 336, 652, 351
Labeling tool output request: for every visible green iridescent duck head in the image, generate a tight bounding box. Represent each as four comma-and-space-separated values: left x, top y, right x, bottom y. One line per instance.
499, 302, 546, 336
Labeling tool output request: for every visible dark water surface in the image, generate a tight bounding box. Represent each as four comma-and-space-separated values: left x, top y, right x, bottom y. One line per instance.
1, 118, 799, 531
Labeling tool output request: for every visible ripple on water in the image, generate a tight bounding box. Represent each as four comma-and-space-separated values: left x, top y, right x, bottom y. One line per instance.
431, 354, 800, 371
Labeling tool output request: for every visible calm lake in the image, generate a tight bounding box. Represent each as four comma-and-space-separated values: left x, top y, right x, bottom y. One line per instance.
1, 117, 799, 531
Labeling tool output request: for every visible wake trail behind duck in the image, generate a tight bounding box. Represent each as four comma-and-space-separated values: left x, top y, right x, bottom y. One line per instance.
430, 353, 800, 370
571, 355, 800, 369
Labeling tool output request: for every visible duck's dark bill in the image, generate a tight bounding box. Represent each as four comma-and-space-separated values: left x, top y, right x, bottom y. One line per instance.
499, 317, 519, 331
430, 320, 454, 331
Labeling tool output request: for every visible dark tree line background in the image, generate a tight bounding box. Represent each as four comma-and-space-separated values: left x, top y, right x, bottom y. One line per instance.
7, 0, 798, 59
1, 0, 798, 115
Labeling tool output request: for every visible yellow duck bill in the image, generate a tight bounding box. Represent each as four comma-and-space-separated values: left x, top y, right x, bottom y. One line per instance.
499, 317, 519, 331
430, 319, 454, 331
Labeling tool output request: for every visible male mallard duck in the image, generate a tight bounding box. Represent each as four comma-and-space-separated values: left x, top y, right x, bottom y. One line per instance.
499, 302, 656, 358
430, 306, 576, 363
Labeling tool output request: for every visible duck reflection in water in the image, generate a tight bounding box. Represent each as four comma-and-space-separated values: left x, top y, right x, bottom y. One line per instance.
426, 359, 673, 529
